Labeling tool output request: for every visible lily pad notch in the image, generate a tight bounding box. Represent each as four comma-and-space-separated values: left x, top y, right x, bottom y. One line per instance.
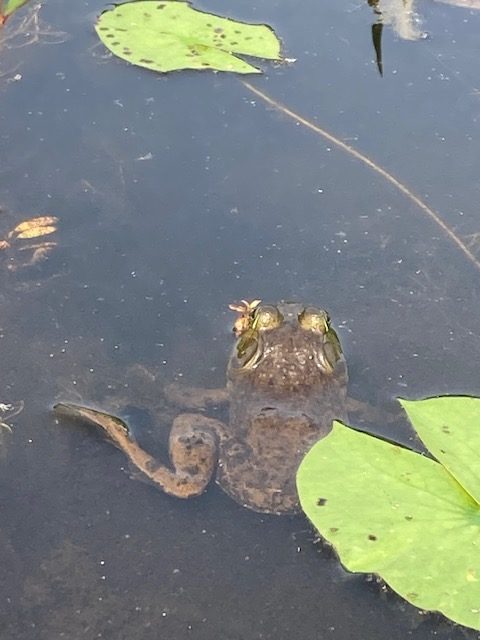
95, 0, 282, 74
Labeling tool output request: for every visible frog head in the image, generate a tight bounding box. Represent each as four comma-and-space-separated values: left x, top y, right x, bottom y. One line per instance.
228, 301, 346, 392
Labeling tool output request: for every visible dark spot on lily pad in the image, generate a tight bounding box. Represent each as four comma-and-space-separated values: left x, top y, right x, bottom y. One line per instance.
405, 515, 413, 520
214, 27, 223, 33
329, 527, 339, 533
317, 497, 327, 506
139, 58, 154, 63
111, 41, 120, 45
368, 534, 377, 541
157, 3, 166, 7
442, 425, 451, 434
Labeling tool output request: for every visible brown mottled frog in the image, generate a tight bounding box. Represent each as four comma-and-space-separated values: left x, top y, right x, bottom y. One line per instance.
54, 302, 348, 515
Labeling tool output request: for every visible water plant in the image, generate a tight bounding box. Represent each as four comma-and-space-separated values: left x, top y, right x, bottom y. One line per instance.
95, 0, 281, 74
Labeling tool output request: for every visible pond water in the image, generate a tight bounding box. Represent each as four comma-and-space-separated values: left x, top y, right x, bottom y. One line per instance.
0, 0, 480, 637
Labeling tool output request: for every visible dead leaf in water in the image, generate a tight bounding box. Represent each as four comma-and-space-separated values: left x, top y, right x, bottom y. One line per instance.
7, 215, 58, 240
0, 214, 59, 271
229, 298, 261, 336
8, 241, 57, 270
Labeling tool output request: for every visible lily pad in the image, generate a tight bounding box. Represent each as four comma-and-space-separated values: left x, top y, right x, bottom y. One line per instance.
2, 0, 30, 18
400, 396, 480, 504
95, 0, 282, 74
297, 397, 480, 631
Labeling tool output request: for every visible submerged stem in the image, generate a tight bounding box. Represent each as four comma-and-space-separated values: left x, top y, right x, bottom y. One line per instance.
242, 80, 480, 272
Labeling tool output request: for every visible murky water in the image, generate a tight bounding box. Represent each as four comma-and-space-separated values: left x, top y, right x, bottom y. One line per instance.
0, 0, 480, 637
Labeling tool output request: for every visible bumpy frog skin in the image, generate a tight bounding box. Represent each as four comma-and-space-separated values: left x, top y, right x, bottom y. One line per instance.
55, 302, 348, 515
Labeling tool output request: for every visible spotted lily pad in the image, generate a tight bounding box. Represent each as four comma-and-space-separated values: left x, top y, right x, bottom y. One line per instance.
95, 0, 282, 74
297, 396, 480, 631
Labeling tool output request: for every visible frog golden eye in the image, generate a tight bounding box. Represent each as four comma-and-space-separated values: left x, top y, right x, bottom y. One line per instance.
322, 327, 343, 369
253, 305, 283, 330
298, 307, 330, 333
236, 328, 263, 368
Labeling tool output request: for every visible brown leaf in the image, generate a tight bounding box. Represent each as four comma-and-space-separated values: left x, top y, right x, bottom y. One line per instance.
15, 226, 57, 240
8, 216, 59, 240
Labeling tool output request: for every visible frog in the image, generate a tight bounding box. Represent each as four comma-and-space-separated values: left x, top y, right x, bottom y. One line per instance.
54, 301, 348, 515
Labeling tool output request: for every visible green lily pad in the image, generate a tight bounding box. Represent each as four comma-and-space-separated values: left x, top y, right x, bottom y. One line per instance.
95, 0, 282, 74
297, 400, 480, 632
2, 0, 30, 18
400, 396, 480, 504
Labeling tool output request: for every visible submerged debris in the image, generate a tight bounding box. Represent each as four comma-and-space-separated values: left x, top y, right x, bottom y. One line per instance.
0, 215, 58, 270
0, 399, 24, 431
228, 299, 261, 337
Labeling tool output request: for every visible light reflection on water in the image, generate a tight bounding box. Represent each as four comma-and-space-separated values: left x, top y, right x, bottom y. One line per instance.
0, 0, 479, 637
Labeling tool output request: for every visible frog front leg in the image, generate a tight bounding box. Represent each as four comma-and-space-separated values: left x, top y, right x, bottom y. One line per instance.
54, 403, 227, 498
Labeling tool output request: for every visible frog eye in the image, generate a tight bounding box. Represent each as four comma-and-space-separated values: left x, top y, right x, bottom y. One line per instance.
320, 328, 343, 372
253, 305, 283, 330
236, 329, 263, 368
298, 307, 330, 333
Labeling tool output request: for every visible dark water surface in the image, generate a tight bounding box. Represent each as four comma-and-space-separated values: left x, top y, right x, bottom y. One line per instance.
0, 0, 480, 637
